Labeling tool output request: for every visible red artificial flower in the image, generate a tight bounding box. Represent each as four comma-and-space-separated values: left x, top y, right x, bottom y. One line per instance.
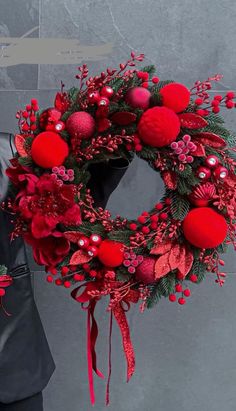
24, 231, 70, 267
17, 174, 81, 239
6, 162, 37, 194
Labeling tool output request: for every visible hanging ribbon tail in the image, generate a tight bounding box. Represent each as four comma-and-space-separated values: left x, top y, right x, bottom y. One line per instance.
106, 310, 113, 406
113, 302, 135, 383
87, 300, 105, 406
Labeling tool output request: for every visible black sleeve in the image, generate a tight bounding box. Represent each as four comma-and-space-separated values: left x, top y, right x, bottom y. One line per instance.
87, 157, 131, 208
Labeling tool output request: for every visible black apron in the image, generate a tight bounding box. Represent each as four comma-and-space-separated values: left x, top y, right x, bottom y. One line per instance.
0, 132, 129, 404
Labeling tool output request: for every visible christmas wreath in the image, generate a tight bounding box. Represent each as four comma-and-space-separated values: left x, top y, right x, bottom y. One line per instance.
3, 52, 236, 405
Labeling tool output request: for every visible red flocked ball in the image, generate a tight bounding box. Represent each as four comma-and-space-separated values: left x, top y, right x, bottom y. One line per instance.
138, 106, 180, 147
31, 131, 69, 168
66, 111, 95, 140
98, 240, 124, 267
183, 207, 228, 249
160, 83, 190, 113
125, 87, 151, 110
135, 256, 156, 284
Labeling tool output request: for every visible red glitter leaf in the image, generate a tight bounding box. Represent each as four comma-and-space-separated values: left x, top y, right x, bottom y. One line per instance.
178, 247, 194, 278
64, 231, 83, 243
69, 249, 92, 265
111, 111, 137, 126
150, 240, 172, 255
54, 92, 70, 113
14, 134, 28, 157
154, 253, 171, 279
162, 170, 177, 189
168, 243, 183, 271
178, 113, 208, 129
97, 118, 111, 132
193, 132, 226, 148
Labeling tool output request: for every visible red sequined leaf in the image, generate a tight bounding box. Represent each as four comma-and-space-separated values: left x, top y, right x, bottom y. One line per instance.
193, 132, 226, 148
14, 134, 28, 157
111, 111, 137, 125
178, 113, 208, 129
162, 170, 177, 189
0, 275, 13, 288
150, 240, 172, 255
192, 141, 206, 157
168, 243, 183, 271
178, 247, 194, 278
97, 118, 111, 132
64, 231, 83, 243
154, 253, 171, 279
69, 249, 92, 265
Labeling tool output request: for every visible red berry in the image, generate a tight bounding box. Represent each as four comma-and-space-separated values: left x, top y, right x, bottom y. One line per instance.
135, 144, 143, 152
211, 99, 220, 107
55, 279, 63, 286
169, 294, 176, 302
129, 223, 137, 231
0, 288, 6, 297
160, 212, 168, 220
150, 214, 159, 222
126, 144, 133, 151
49, 267, 57, 275
141, 226, 150, 234
89, 270, 97, 277
138, 216, 146, 224
226, 100, 234, 109
152, 77, 159, 84
142, 82, 149, 88
178, 297, 186, 305
74, 274, 85, 281
183, 288, 191, 297
155, 203, 163, 210
134, 135, 141, 144
190, 274, 198, 283
214, 95, 222, 101
226, 91, 235, 99
165, 198, 171, 205
142, 211, 149, 216
22, 111, 29, 118
61, 266, 69, 275
70, 265, 78, 272
175, 284, 182, 293
150, 222, 158, 230
195, 98, 203, 106
46, 275, 54, 283
212, 106, 220, 114
196, 109, 205, 116
176, 272, 185, 280
82, 264, 90, 272
64, 281, 71, 288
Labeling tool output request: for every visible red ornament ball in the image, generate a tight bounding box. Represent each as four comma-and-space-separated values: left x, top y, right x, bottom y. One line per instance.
125, 87, 151, 110
31, 132, 69, 168
183, 207, 228, 249
98, 240, 124, 267
160, 83, 190, 113
135, 256, 156, 284
66, 111, 95, 140
138, 106, 181, 147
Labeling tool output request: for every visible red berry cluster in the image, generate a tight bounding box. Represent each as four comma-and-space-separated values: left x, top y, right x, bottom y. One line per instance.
123, 251, 144, 274
195, 91, 236, 116
16, 99, 39, 134
129, 199, 171, 234
169, 283, 191, 305
136, 70, 159, 88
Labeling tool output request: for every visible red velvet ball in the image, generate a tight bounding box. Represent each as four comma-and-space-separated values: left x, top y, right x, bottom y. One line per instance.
98, 240, 124, 267
31, 131, 69, 168
183, 207, 228, 249
160, 83, 190, 113
135, 256, 156, 284
66, 111, 95, 140
125, 87, 151, 110
138, 106, 180, 147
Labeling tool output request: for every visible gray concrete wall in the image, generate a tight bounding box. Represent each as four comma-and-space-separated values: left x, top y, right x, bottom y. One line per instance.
0, 1, 236, 410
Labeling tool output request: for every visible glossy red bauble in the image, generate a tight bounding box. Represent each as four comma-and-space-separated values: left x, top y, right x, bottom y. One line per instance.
159, 83, 190, 113
138, 106, 181, 147
196, 166, 211, 181
205, 155, 219, 168
183, 207, 228, 249
100, 86, 114, 99
78, 236, 90, 249
125, 87, 151, 110
31, 132, 69, 168
66, 111, 95, 140
89, 234, 102, 246
213, 166, 228, 180
135, 256, 156, 284
98, 240, 124, 267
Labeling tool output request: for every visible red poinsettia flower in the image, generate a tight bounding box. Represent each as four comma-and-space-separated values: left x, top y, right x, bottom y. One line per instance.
18, 174, 81, 239
24, 231, 70, 267
6, 161, 37, 194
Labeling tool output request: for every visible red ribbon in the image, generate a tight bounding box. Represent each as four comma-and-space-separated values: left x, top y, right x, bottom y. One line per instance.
71, 280, 139, 406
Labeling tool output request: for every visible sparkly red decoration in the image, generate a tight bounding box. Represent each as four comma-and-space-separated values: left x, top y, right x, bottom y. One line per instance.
189, 182, 216, 207
135, 256, 156, 284
138, 106, 181, 147
183, 207, 228, 249
66, 111, 95, 139
31, 132, 69, 168
125, 87, 151, 110
39, 108, 61, 131
160, 83, 190, 113
98, 240, 124, 267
